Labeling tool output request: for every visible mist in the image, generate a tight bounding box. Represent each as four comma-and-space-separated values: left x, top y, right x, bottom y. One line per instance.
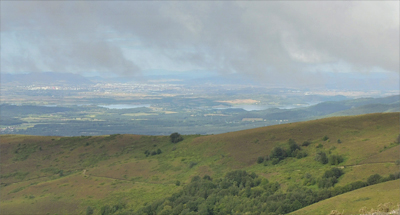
1, 1, 398, 87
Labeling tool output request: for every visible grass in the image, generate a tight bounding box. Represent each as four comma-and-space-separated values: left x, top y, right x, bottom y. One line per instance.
290, 179, 400, 215
0, 112, 399, 214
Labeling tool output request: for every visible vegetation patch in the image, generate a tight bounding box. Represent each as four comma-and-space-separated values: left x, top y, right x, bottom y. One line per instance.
13, 144, 38, 161
0, 171, 30, 180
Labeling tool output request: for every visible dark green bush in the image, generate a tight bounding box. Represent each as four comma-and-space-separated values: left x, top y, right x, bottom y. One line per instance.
170, 132, 183, 143
296, 151, 308, 159
270, 147, 287, 161
86, 206, 94, 215
323, 167, 343, 179
257, 156, 264, 164
328, 155, 344, 165
271, 158, 280, 165
315, 151, 328, 164
367, 174, 382, 185
301, 141, 311, 146
322, 135, 329, 141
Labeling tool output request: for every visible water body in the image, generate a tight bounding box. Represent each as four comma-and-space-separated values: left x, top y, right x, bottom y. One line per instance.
213, 104, 313, 111
98, 104, 151, 109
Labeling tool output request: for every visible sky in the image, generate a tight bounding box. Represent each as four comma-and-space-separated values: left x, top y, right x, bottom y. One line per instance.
1, 1, 399, 89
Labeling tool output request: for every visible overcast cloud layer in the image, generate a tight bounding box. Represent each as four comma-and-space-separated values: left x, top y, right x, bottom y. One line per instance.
1, 1, 399, 86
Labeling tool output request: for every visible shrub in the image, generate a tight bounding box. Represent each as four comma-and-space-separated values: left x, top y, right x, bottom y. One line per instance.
170, 132, 183, 143
316, 143, 323, 149
315, 151, 328, 164
337, 139, 342, 143
322, 135, 329, 141
296, 151, 308, 159
271, 158, 280, 165
189, 161, 197, 168
203, 175, 212, 180
191, 176, 201, 182
270, 147, 287, 161
156, 149, 162, 154
318, 177, 337, 188
257, 156, 264, 164
323, 167, 344, 179
175, 180, 181, 186
86, 206, 94, 215
302, 141, 311, 147
328, 155, 344, 165
367, 174, 382, 185
288, 139, 300, 152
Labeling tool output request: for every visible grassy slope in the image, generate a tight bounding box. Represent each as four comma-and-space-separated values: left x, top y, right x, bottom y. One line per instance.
291, 179, 400, 215
0, 112, 399, 214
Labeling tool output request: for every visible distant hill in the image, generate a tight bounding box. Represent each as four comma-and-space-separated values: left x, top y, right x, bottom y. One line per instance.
1, 72, 93, 86
250, 95, 400, 121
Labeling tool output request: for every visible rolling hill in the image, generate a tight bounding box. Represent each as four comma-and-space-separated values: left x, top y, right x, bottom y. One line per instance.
1, 113, 399, 214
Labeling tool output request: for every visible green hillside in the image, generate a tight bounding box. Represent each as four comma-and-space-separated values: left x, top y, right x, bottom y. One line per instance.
1, 113, 399, 214
291, 179, 400, 215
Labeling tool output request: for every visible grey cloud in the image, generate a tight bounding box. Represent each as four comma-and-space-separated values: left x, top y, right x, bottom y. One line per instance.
1, 1, 398, 83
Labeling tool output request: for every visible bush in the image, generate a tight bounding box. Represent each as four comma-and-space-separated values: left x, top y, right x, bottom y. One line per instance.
157, 149, 162, 154
323, 167, 344, 179
337, 139, 342, 143
270, 147, 287, 161
328, 155, 344, 165
288, 139, 300, 152
302, 141, 311, 147
86, 206, 94, 215
315, 151, 328, 164
322, 135, 329, 141
296, 151, 308, 159
367, 174, 382, 185
318, 177, 337, 188
257, 156, 264, 164
170, 132, 183, 143
189, 161, 197, 168
175, 180, 181, 186
203, 175, 212, 180
271, 158, 280, 165
316, 144, 323, 149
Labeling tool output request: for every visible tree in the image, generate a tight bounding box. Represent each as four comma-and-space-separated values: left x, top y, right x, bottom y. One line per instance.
170, 132, 183, 143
